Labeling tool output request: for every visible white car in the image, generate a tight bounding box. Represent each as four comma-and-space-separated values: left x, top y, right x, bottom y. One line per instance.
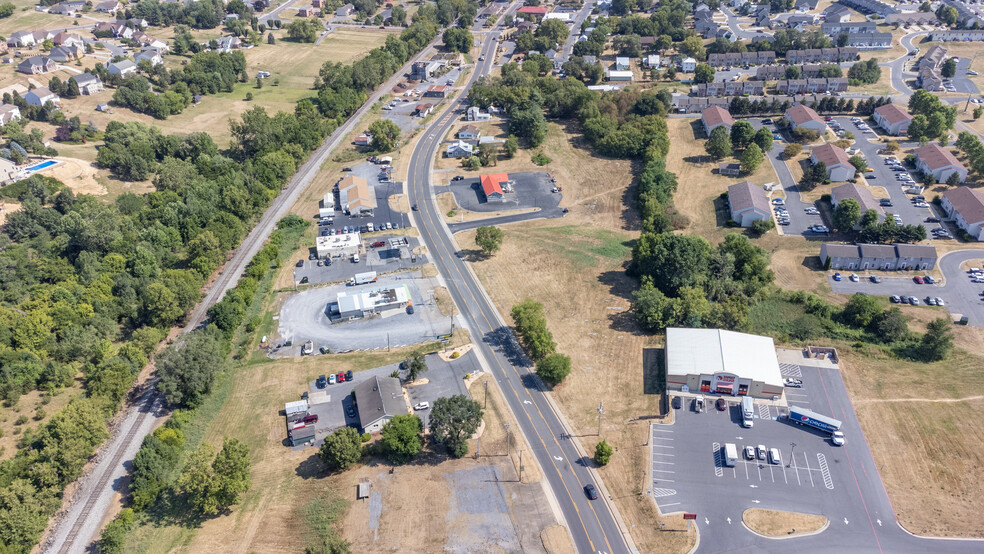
745, 445, 756, 459
849, 273, 859, 282
757, 445, 767, 460
831, 431, 846, 446
413, 402, 430, 411
769, 448, 782, 465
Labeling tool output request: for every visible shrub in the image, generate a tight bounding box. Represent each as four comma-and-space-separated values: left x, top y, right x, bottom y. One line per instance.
360, 433, 371, 443
14, 415, 28, 425
450, 351, 460, 359
594, 440, 613, 466
531, 152, 552, 165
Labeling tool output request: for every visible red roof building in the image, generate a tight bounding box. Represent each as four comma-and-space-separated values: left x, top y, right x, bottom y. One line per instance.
517, 6, 549, 15
480, 174, 507, 202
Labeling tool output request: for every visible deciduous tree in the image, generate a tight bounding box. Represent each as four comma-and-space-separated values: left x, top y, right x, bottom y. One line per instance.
429, 395, 483, 458
475, 225, 504, 255
381, 414, 423, 465
319, 427, 363, 471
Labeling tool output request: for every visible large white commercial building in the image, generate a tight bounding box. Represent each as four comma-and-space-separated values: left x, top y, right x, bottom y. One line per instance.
332, 285, 410, 319
665, 328, 785, 399
316, 233, 360, 259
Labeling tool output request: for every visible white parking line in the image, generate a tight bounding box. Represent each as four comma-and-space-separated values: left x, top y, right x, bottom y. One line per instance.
653, 445, 675, 449
652, 437, 674, 441
653, 429, 674, 433
659, 502, 680, 508
652, 469, 676, 473
653, 461, 674, 465
792, 452, 802, 486
652, 452, 675, 457
781, 462, 788, 484
804, 452, 816, 487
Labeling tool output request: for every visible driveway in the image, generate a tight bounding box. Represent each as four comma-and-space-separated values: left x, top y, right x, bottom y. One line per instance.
952, 57, 980, 95
297, 350, 482, 443
828, 249, 984, 326
720, 7, 771, 40
754, 119, 828, 237
834, 116, 938, 228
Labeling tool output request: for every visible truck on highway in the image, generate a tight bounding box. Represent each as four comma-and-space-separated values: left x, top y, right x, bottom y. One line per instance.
349, 271, 377, 286
741, 397, 754, 428
723, 443, 738, 467
788, 405, 842, 434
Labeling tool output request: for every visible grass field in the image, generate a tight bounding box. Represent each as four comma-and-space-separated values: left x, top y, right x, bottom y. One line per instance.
664, 117, 780, 241
0, 381, 84, 462
742, 508, 827, 536
451, 120, 703, 552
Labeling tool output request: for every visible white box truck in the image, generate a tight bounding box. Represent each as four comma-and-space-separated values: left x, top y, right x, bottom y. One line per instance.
348, 271, 377, 286
741, 397, 754, 428
724, 443, 738, 467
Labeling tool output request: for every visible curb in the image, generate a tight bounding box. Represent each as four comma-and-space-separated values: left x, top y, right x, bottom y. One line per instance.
740, 515, 830, 540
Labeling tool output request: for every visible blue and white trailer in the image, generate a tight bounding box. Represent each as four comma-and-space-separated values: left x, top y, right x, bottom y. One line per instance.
788, 405, 842, 434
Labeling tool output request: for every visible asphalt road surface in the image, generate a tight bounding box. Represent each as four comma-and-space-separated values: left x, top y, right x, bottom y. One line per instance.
664, 364, 984, 553
406, 20, 632, 554
829, 249, 984, 326
44, 35, 446, 554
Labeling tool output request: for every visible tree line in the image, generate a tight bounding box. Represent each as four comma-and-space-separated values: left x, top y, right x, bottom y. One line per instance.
0, 57, 339, 548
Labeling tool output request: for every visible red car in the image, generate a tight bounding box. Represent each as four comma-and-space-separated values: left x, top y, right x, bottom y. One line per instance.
913, 276, 924, 284
337, 372, 346, 383
302, 414, 318, 424
370, 241, 386, 248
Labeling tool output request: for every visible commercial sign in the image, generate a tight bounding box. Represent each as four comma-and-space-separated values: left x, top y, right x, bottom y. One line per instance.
683, 513, 697, 520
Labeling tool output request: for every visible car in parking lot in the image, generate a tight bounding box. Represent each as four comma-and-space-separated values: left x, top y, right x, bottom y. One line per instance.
849, 273, 859, 282
924, 275, 935, 284
337, 372, 346, 383
772, 198, 785, 205
926, 216, 940, 223
744, 445, 756, 459
890, 295, 901, 303
317, 374, 327, 388
329, 373, 337, 385
370, 241, 386, 248
785, 378, 803, 387
716, 398, 727, 411
831, 431, 846, 446
913, 276, 924, 284
927, 297, 938, 306
451, 175, 464, 181
870, 275, 881, 283
768, 448, 782, 464
302, 414, 318, 424
910, 297, 920, 305
672, 396, 682, 409
833, 272, 842, 281
413, 401, 430, 411
757, 445, 767, 460
934, 297, 944, 306
584, 483, 599, 500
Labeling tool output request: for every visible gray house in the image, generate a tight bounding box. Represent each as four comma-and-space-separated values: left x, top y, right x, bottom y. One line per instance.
859, 244, 898, 270
894, 244, 938, 270
819, 243, 864, 270
354, 376, 406, 434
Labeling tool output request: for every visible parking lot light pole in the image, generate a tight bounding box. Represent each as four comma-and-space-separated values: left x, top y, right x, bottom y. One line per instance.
788, 442, 796, 468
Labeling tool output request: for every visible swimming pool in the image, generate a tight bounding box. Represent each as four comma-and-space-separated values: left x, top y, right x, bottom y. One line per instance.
26, 160, 57, 172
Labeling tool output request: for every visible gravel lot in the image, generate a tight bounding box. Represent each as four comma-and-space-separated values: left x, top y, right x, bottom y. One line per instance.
276, 271, 453, 353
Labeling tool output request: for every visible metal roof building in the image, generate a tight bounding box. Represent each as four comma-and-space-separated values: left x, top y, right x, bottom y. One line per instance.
354, 376, 406, 434
665, 328, 784, 399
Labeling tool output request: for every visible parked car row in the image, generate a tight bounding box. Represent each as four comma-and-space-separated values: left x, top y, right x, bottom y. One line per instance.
316, 371, 354, 388
743, 444, 783, 464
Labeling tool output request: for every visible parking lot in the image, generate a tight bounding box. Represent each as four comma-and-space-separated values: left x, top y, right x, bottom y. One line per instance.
276, 271, 453, 353
320, 161, 411, 233
831, 116, 944, 233
828, 249, 984, 326
294, 235, 426, 286
448, 171, 560, 213
291, 350, 482, 446
652, 355, 893, 551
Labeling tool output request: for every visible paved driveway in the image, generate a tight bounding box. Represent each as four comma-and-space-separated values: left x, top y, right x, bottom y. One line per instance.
828, 249, 984, 326
951, 57, 980, 95
835, 116, 939, 228
756, 119, 828, 237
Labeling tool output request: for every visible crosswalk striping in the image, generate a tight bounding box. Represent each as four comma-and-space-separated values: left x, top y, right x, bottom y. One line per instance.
712, 442, 723, 477
757, 404, 771, 420
817, 453, 834, 489
652, 488, 676, 498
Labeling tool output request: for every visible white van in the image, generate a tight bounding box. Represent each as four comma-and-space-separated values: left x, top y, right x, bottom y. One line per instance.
741, 397, 754, 428
724, 443, 738, 467
768, 448, 781, 465
352, 254, 360, 263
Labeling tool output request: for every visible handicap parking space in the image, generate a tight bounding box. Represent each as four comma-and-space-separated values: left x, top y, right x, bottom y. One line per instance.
656, 365, 862, 521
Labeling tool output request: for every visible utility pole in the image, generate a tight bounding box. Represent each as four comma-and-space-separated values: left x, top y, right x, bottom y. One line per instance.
504, 423, 510, 456
484, 380, 488, 408
519, 449, 524, 482
597, 400, 603, 436
387, 332, 390, 352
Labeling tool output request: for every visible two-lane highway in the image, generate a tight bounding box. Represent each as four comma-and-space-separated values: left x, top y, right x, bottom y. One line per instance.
405, 23, 633, 554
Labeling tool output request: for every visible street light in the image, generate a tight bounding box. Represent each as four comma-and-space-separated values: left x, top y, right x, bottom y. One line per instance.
788, 442, 796, 468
